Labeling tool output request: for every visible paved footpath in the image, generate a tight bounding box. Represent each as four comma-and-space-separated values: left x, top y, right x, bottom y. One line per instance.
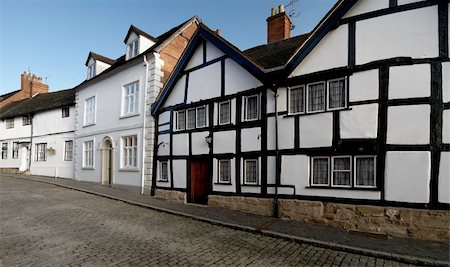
0, 173, 448, 266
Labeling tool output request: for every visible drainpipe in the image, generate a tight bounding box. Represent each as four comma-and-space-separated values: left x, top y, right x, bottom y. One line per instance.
141, 54, 150, 195
28, 114, 34, 171
273, 87, 280, 218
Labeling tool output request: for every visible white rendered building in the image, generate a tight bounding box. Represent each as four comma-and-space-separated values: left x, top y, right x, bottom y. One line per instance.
74, 18, 199, 193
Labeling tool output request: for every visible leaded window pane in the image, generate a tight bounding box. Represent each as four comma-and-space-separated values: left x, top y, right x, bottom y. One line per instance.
160, 161, 168, 181
332, 157, 351, 186
187, 109, 196, 129
356, 157, 375, 187
289, 87, 304, 114
329, 80, 346, 109
64, 141, 73, 161
12, 142, 19, 159
245, 95, 258, 121
177, 111, 186, 130
312, 158, 329, 185
308, 83, 325, 112
219, 160, 230, 183
196, 106, 206, 128
245, 160, 257, 184
219, 101, 231, 124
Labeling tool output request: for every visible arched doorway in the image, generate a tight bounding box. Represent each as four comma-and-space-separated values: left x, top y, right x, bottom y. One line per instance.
101, 137, 114, 185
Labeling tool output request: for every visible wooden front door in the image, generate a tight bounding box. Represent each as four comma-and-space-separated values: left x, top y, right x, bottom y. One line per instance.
189, 159, 210, 204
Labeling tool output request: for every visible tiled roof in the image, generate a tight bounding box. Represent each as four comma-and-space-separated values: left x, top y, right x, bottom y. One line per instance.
124, 25, 158, 43
0, 90, 19, 101
0, 89, 75, 119
85, 52, 116, 66
243, 33, 311, 70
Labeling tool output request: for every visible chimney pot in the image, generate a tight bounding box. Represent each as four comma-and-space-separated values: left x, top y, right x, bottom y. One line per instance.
271, 7, 276, 16
279, 4, 285, 13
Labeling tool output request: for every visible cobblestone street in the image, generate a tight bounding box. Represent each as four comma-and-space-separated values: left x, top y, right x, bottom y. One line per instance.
0, 176, 418, 266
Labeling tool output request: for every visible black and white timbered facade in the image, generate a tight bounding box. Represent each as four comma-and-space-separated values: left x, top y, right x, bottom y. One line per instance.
151, 0, 450, 210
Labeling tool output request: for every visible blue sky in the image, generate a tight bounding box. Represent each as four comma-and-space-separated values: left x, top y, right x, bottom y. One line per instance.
0, 0, 336, 95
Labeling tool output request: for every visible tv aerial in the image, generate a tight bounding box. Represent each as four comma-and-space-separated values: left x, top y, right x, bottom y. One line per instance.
285, 0, 300, 30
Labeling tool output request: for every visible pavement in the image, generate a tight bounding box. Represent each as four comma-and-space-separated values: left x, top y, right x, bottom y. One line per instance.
1, 172, 449, 266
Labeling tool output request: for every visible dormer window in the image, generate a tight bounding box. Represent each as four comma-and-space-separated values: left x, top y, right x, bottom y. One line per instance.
87, 64, 96, 79
128, 39, 139, 59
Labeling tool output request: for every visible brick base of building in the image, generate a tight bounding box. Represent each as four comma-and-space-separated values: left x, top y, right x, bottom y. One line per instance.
154, 188, 186, 203
208, 195, 450, 241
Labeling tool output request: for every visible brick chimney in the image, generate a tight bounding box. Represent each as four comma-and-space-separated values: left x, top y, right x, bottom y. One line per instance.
267, 5, 292, 43
20, 71, 49, 98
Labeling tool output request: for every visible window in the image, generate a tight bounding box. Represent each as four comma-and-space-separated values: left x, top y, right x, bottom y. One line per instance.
128, 39, 139, 58
244, 159, 258, 185
307, 82, 326, 112
123, 81, 139, 115
355, 156, 376, 188
64, 141, 73, 161
1, 143, 7, 159
196, 106, 206, 128
12, 142, 19, 159
6, 118, 14, 129
87, 64, 96, 79
219, 101, 231, 125
328, 79, 346, 110
22, 115, 32, 126
289, 86, 305, 114
312, 157, 329, 186
62, 107, 70, 118
84, 96, 96, 125
244, 95, 259, 121
122, 136, 137, 168
186, 108, 196, 130
159, 161, 168, 182
176, 110, 186, 130
83, 140, 94, 168
218, 159, 231, 183
35, 143, 47, 162
331, 156, 351, 187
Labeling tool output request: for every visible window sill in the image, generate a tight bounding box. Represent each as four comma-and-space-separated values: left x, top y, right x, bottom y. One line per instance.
83, 123, 96, 128
305, 186, 379, 191
82, 167, 94, 170
214, 182, 232, 185
119, 113, 140, 120
119, 168, 139, 172
284, 107, 352, 118
241, 184, 260, 187
157, 179, 169, 183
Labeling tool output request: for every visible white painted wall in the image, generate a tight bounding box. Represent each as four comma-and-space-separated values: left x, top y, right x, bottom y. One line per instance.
343, 0, 389, 18
443, 110, 450, 144
165, 74, 186, 107
172, 159, 187, 189
186, 42, 204, 70
389, 64, 430, 99
96, 61, 111, 76
385, 151, 431, 203
157, 134, 170, 156
187, 62, 221, 103
213, 131, 236, 154
191, 131, 209, 155
0, 117, 31, 140
349, 69, 379, 102
172, 133, 189, 155
206, 41, 225, 62
299, 113, 332, 148
387, 104, 430, 144
340, 104, 378, 139
241, 127, 261, 152
442, 62, 450, 103
34, 107, 75, 136
139, 35, 156, 54
290, 24, 348, 77
225, 59, 262, 95
398, 0, 425, 5
356, 6, 439, 65
438, 152, 450, 204
278, 117, 295, 150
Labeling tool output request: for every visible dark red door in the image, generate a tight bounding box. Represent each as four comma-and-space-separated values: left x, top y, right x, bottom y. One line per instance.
189, 159, 209, 204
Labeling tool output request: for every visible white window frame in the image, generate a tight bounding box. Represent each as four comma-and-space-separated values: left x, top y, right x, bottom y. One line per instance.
1, 142, 8, 159
122, 81, 140, 116
22, 115, 32, 126
128, 38, 139, 59
83, 140, 94, 168
121, 135, 138, 169
244, 94, 259, 121
331, 156, 352, 188
306, 82, 326, 113
35, 143, 47, 162
84, 96, 96, 126
159, 161, 169, 182
354, 156, 377, 189
196, 106, 207, 128
311, 157, 330, 186
327, 78, 347, 111
12, 142, 19, 159
288, 85, 305, 115
5, 118, 14, 129
87, 64, 96, 79
219, 100, 231, 125
186, 108, 196, 130
243, 159, 258, 185
218, 159, 231, 183
176, 110, 186, 131
64, 140, 73, 161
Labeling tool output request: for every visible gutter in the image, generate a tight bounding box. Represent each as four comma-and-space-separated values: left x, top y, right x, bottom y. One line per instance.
141, 55, 149, 195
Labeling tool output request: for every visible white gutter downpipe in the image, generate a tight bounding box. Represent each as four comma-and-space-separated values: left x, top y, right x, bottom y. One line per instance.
141, 54, 149, 194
